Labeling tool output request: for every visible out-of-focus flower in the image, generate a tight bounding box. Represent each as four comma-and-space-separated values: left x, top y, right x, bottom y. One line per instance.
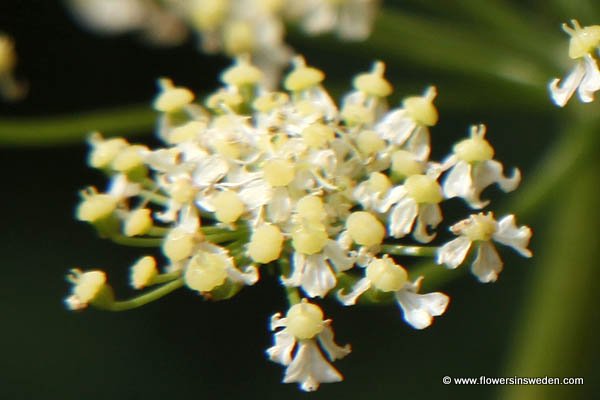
0, 34, 26, 101
549, 19, 600, 107
66, 0, 382, 86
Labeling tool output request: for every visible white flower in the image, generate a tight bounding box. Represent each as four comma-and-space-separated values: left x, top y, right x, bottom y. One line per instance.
374, 86, 438, 161
266, 301, 351, 392
549, 20, 600, 107
184, 242, 258, 292
294, 0, 379, 41
338, 256, 449, 329
442, 124, 520, 209
437, 213, 532, 283
381, 173, 444, 243
68, 0, 186, 45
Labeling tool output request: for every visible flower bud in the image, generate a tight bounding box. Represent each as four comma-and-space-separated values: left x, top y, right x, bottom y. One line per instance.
130, 256, 158, 289
404, 175, 443, 204
248, 224, 283, 263
346, 211, 385, 246
184, 251, 229, 292
124, 208, 153, 237
366, 257, 408, 292
285, 301, 324, 339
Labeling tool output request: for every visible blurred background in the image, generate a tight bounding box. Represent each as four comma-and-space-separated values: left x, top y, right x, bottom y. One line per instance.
0, 1, 598, 399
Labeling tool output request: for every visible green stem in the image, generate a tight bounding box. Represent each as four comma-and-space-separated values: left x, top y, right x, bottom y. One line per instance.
0, 103, 154, 147
381, 244, 438, 257
151, 271, 182, 285
285, 287, 301, 306
99, 279, 184, 311
109, 235, 162, 247
139, 190, 169, 206
146, 226, 170, 237
278, 257, 301, 305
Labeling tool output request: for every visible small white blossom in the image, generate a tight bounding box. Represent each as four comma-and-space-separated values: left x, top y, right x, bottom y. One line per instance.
266, 301, 351, 392
442, 124, 520, 209
338, 256, 449, 329
549, 20, 600, 107
437, 213, 532, 283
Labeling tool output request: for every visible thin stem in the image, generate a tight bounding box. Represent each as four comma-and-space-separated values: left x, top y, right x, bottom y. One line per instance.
0, 103, 154, 147
146, 226, 170, 237
100, 279, 184, 311
109, 235, 162, 247
381, 244, 438, 257
285, 287, 301, 306
139, 190, 169, 206
278, 257, 300, 305
152, 271, 182, 285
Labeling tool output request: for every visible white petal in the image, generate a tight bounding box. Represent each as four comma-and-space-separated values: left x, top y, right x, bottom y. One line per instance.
442, 161, 474, 202
238, 179, 273, 210
395, 279, 450, 329
192, 155, 228, 187
281, 252, 306, 288
301, 254, 337, 298
226, 265, 259, 286
337, 277, 371, 306
471, 242, 503, 283
493, 215, 532, 257
577, 54, 600, 103
405, 125, 431, 161
375, 109, 415, 145
473, 160, 521, 197
549, 60, 585, 107
413, 204, 442, 243
266, 187, 292, 223
437, 236, 473, 269
323, 240, 355, 272
283, 340, 344, 392
270, 312, 287, 330
389, 196, 418, 238
178, 204, 200, 233
317, 322, 351, 360
375, 185, 406, 213
266, 327, 297, 366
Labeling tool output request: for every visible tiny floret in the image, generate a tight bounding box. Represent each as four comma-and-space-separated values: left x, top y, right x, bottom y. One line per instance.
65, 269, 107, 310
130, 256, 158, 289
346, 211, 385, 246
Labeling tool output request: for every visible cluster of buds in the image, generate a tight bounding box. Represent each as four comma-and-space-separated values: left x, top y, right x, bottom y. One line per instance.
0, 34, 26, 101
65, 55, 532, 391
550, 19, 600, 107
67, 0, 380, 85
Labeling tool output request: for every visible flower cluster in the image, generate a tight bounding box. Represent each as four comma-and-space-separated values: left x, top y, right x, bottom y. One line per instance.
65, 56, 532, 391
0, 34, 26, 101
67, 0, 380, 85
549, 19, 600, 107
